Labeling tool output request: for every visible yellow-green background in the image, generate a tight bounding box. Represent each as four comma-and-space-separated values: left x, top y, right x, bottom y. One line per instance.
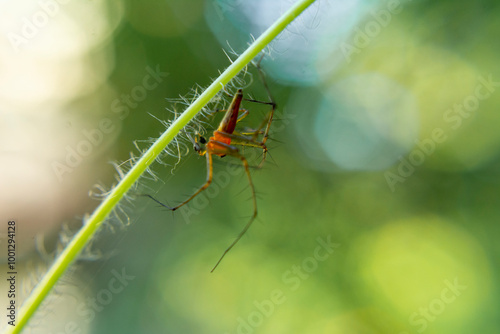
3, 0, 499, 333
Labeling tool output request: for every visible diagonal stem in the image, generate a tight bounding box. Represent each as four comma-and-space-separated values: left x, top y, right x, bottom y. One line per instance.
4, 0, 316, 333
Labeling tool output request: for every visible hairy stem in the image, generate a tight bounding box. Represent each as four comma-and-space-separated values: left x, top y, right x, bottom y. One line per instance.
5, 0, 316, 332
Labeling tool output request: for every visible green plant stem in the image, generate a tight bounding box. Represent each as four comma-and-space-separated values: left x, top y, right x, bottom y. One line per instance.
4, 0, 316, 333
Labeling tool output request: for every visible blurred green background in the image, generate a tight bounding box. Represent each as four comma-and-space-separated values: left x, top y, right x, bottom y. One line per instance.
1, 0, 499, 333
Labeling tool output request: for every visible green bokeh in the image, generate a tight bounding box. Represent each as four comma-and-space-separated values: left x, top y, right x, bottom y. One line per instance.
97, 1, 498, 333
16, 0, 498, 333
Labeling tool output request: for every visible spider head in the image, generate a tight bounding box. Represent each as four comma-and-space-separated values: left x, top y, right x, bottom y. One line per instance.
185, 130, 207, 155
193, 135, 207, 155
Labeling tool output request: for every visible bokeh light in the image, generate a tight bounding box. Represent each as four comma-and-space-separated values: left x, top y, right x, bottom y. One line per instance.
313, 73, 418, 170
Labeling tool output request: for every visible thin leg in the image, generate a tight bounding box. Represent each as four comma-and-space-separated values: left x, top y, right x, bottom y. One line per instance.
208, 108, 249, 123
141, 194, 175, 210
217, 131, 265, 145
143, 153, 213, 211
172, 153, 213, 210
252, 54, 276, 149
210, 142, 258, 272
216, 118, 273, 168
236, 109, 249, 123
234, 93, 275, 167
215, 131, 267, 155
239, 129, 264, 136
216, 102, 274, 168
253, 53, 275, 105
253, 104, 274, 145
251, 108, 274, 167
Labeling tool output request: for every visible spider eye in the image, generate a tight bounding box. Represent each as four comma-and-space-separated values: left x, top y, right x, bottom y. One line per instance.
199, 136, 207, 144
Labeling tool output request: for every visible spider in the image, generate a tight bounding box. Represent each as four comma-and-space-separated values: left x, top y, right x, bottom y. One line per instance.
146, 64, 276, 271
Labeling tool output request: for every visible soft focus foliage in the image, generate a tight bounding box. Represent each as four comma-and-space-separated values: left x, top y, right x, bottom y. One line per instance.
1, 0, 498, 333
